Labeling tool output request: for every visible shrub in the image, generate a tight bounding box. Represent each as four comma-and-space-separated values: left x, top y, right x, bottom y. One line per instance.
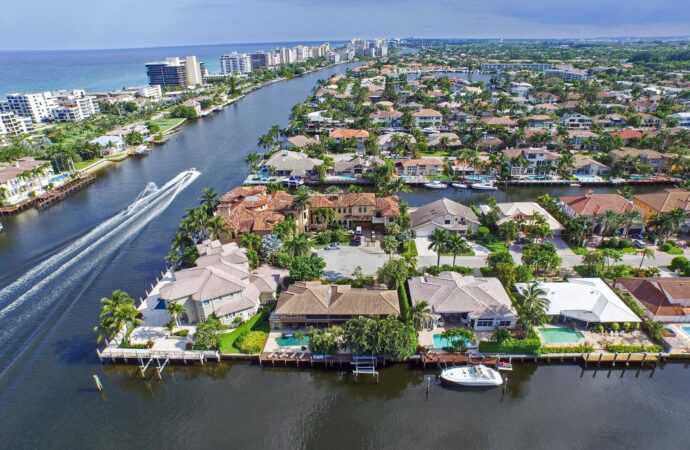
491, 328, 511, 344
606, 344, 663, 353
540, 344, 594, 354
173, 329, 189, 337
235, 331, 268, 354
595, 324, 605, 333
477, 226, 490, 238
398, 282, 411, 323
670, 256, 689, 271
610, 322, 620, 332
478, 337, 541, 354
424, 264, 473, 276
289, 255, 326, 281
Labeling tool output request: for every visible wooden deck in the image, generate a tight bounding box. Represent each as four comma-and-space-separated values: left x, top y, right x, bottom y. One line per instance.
419, 353, 499, 368
259, 352, 386, 368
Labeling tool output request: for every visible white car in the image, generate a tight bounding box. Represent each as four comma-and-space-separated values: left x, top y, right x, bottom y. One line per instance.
325, 243, 341, 250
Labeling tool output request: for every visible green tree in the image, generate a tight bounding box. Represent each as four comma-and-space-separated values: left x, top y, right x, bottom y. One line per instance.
308, 326, 342, 355
381, 235, 399, 260
199, 187, 219, 215
446, 234, 471, 266
167, 302, 185, 327
193, 315, 224, 350
514, 283, 550, 331
409, 300, 433, 331
93, 290, 142, 345
289, 255, 326, 281
428, 228, 450, 266
440, 328, 476, 352
498, 220, 519, 244
285, 234, 311, 258
377, 258, 410, 289
638, 247, 655, 269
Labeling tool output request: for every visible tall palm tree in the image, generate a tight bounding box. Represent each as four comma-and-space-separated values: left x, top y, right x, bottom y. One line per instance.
313, 207, 335, 230
619, 210, 642, 236
167, 302, 185, 326
200, 187, 219, 215
285, 234, 311, 258
567, 215, 592, 247
206, 215, 226, 240
428, 228, 450, 267
638, 247, 655, 269
446, 234, 471, 266
595, 210, 621, 237
93, 290, 142, 345
291, 186, 311, 225
241, 232, 261, 251
244, 152, 262, 172
514, 283, 550, 331
381, 235, 399, 260
409, 301, 433, 330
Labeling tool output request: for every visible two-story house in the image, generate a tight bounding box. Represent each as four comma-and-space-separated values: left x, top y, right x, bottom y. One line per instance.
560, 113, 592, 129
502, 147, 561, 177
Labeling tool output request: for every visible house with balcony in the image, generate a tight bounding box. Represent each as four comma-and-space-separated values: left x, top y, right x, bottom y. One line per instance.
393, 158, 444, 177
502, 147, 560, 177
527, 114, 553, 129
412, 109, 443, 127
559, 192, 643, 235
615, 278, 690, 323
572, 155, 611, 176
270, 282, 400, 330
560, 113, 592, 129
610, 148, 669, 174
633, 189, 690, 232
369, 110, 403, 127
261, 150, 324, 178
0, 157, 55, 206
332, 155, 383, 178
329, 128, 370, 150
409, 198, 479, 237
158, 240, 286, 325
567, 130, 598, 148
308, 192, 399, 230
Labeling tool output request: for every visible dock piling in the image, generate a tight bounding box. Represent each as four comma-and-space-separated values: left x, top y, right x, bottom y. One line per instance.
93, 374, 104, 392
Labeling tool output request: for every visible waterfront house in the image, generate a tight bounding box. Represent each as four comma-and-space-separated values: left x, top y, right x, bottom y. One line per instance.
407, 272, 518, 331
515, 278, 641, 326
158, 240, 286, 325
307, 192, 400, 231
610, 148, 669, 174
0, 157, 54, 206
280, 135, 319, 150
491, 202, 564, 234
394, 158, 444, 177
502, 147, 560, 177
559, 192, 643, 234
409, 198, 479, 237
560, 113, 592, 129
633, 189, 690, 232
671, 112, 690, 128
412, 109, 443, 127
369, 110, 403, 127
270, 282, 399, 330
572, 155, 611, 176
262, 150, 324, 177
332, 155, 383, 178
615, 278, 690, 323
182, 99, 203, 116
91, 134, 126, 155
329, 128, 370, 150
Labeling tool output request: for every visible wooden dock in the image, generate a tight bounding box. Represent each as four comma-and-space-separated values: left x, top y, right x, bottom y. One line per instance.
418, 351, 666, 368
419, 353, 499, 368
35, 175, 96, 211
259, 352, 386, 368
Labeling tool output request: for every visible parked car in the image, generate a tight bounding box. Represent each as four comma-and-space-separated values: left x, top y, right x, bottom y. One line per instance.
632, 238, 647, 248
325, 243, 341, 250
355, 226, 362, 236
353, 236, 362, 246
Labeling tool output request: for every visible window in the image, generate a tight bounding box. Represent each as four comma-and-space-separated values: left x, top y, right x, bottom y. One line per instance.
444, 219, 451, 225
476, 319, 494, 328
498, 320, 512, 328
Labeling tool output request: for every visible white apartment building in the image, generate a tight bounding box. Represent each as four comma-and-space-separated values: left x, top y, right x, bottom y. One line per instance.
5, 92, 56, 123
185, 56, 204, 86
0, 112, 28, 139
135, 85, 162, 99
220, 52, 252, 74
278, 47, 296, 64
51, 90, 99, 122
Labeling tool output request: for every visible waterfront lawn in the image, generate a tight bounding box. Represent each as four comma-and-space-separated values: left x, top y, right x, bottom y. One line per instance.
401, 239, 418, 257
75, 158, 102, 170
151, 117, 185, 133
219, 306, 272, 354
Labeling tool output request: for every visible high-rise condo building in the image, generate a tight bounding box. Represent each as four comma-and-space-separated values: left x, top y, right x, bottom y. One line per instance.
220, 52, 252, 74
145, 56, 205, 87
5, 92, 56, 123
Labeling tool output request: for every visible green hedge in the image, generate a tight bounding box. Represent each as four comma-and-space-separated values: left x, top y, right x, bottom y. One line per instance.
219, 306, 272, 353
615, 290, 646, 319
235, 331, 269, 354
478, 338, 541, 354
606, 344, 663, 353
541, 344, 594, 354
398, 282, 411, 323
670, 256, 689, 271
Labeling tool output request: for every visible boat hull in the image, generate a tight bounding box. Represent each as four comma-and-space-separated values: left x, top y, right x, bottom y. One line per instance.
440, 365, 503, 387
471, 183, 497, 191
451, 183, 468, 189
425, 183, 447, 190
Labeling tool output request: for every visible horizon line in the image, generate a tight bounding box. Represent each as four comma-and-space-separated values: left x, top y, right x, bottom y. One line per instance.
2, 35, 690, 53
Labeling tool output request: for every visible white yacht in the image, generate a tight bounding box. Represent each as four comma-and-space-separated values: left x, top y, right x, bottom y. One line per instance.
471, 181, 498, 191
424, 181, 448, 190
440, 364, 503, 387
0, 222, 4, 233
451, 182, 468, 189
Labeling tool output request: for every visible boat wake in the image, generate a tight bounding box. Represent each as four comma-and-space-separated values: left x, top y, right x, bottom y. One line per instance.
0, 170, 199, 376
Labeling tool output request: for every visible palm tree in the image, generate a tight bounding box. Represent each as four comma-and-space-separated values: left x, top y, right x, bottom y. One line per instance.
200, 187, 219, 215
93, 290, 142, 345
514, 283, 550, 331
206, 215, 226, 240
595, 210, 621, 236
409, 301, 433, 331
167, 302, 185, 327
292, 186, 311, 220
241, 232, 261, 251
446, 234, 471, 266
620, 210, 642, 236
244, 152, 262, 172
285, 234, 311, 258
638, 247, 655, 269
428, 228, 450, 266
313, 207, 335, 230
381, 235, 399, 260
567, 215, 592, 247
617, 185, 633, 200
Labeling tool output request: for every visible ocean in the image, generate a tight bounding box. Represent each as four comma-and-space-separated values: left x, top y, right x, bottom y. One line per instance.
0, 40, 347, 94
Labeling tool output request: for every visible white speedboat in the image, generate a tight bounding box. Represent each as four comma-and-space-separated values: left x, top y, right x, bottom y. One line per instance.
451, 182, 468, 189
424, 181, 448, 190
0, 222, 4, 233
440, 364, 503, 387
610, 177, 625, 184
471, 181, 497, 191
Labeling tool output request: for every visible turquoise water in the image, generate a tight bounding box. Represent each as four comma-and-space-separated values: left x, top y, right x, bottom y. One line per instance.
682, 326, 690, 336
277, 335, 310, 346
50, 173, 70, 184
539, 327, 584, 344
432, 333, 473, 348
575, 174, 597, 180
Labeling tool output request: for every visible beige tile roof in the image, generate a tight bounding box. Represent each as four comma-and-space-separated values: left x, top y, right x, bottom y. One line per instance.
634, 189, 690, 213
275, 282, 400, 316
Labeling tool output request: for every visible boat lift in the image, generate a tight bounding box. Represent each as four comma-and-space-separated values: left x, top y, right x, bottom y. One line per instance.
352, 354, 379, 383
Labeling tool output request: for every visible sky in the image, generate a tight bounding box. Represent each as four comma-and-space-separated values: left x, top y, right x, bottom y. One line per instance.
2, 0, 690, 50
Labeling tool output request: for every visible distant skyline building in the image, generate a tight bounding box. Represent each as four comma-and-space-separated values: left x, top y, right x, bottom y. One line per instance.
249, 51, 271, 70
145, 56, 205, 87
220, 52, 252, 74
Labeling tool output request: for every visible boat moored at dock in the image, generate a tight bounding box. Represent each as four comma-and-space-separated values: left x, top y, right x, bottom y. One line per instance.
424, 181, 448, 189
440, 364, 503, 387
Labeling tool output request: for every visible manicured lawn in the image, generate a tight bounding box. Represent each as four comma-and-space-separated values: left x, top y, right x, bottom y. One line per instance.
475, 238, 508, 253
151, 117, 185, 133
75, 158, 102, 170
421, 150, 451, 157
569, 245, 589, 255
401, 239, 418, 257
619, 247, 639, 254
219, 306, 272, 354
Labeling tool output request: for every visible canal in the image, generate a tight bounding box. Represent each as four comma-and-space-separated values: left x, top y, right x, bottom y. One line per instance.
0, 63, 689, 449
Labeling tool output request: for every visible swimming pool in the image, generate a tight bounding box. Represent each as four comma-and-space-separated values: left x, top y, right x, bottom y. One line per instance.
277, 335, 310, 346
50, 173, 70, 184
575, 174, 597, 181
432, 333, 476, 349
682, 326, 690, 337
539, 327, 584, 344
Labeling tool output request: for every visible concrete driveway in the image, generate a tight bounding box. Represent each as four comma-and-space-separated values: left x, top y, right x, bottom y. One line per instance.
315, 244, 388, 281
